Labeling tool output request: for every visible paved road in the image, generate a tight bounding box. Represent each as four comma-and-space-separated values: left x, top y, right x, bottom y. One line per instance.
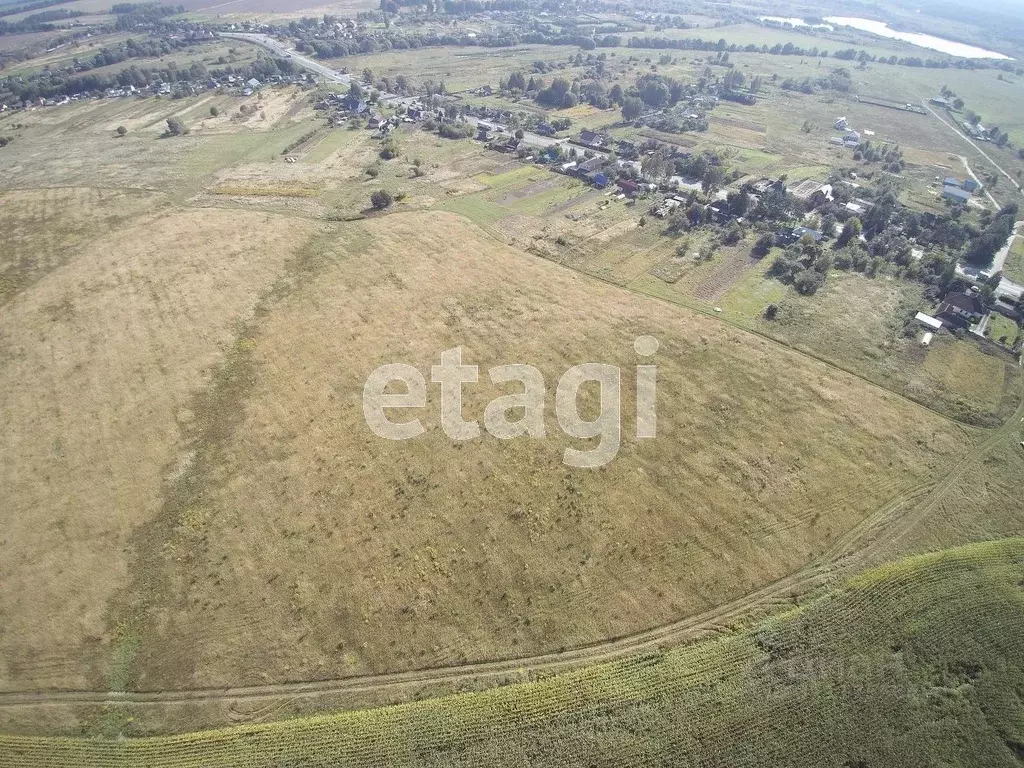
219, 33, 564, 149
220, 32, 352, 85
991, 220, 1023, 275
462, 114, 564, 148
956, 220, 1024, 305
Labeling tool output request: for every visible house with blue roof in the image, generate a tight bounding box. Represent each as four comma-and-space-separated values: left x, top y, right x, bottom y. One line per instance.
942, 185, 971, 204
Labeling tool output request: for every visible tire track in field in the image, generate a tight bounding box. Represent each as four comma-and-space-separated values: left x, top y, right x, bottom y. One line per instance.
1, 385, 1018, 711
0, 226, 1019, 715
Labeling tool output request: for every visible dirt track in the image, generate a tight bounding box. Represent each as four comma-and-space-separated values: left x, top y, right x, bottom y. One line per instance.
0, 381, 1018, 712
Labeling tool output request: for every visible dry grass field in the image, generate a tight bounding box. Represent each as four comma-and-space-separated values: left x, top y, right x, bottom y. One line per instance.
4, 537, 1024, 767
0, 73, 1022, 745
102, 210, 975, 693
0, 209, 316, 692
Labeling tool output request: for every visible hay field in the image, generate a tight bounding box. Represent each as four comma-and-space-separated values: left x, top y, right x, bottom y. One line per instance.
0, 209, 317, 692
3, 537, 1022, 767
0, 81, 1020, 745
106, 210, 975, 694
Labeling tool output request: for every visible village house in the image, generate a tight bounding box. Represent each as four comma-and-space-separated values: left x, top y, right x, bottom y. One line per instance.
708, 200, 732, 223
791, 179, 832, 205
343, 93, 367, 114
749, 178, 786, 196
942, 185, 972, 204
792, 226, 824, 242
654, 197, 682, 218
576, 129, 611, 150
937, 290, 986, 326
575, 156, 605, 175
616, 178, 640, 197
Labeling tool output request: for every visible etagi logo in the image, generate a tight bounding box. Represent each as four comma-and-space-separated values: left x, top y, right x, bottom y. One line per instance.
362, 336, 659, 468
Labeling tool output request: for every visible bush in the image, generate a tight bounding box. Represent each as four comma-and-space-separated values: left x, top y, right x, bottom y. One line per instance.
793, 269, 826, 295
210, 106, 219, 117
698, 243, 717, 261
752, 232, 774, 256
437, 122, 473, 139
165, 117, 188, 136
281, 129, 317, 155
116, 126, 127, 137
379, 136, 400, 159
365, 164, 380, 178
370, 189, 393, 210
764, 303, 779, 320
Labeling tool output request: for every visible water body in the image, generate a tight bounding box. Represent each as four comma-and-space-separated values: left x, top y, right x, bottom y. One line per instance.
758, 15, 1012, 60
824, 16, 1013, 60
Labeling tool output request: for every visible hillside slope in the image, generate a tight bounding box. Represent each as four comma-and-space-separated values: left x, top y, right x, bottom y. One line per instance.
3, 537, 1023, 767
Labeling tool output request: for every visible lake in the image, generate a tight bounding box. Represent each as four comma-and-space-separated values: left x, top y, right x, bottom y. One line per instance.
758, 15, 1013, 60
824, 17, 1013, 60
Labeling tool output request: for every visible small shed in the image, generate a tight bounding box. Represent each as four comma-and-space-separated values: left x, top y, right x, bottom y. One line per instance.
915, 312, 943, 332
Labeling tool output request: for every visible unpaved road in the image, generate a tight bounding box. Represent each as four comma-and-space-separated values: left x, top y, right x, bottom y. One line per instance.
924, 102, 1022, 201
0, 382, 1019, 712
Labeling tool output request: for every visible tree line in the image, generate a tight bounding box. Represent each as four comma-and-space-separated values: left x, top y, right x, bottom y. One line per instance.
2, 47, 295, 102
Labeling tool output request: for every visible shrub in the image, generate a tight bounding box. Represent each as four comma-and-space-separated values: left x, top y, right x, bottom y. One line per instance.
793, 269, 825, 295
380, 136, 399, 159
437, 122, 473, 139
764, 303, 779, 320
210, 106, 219, 117
370, 189, 393, 210
116, 126, 127, 137
752, 232, 774, 256
165, 117, 188, 136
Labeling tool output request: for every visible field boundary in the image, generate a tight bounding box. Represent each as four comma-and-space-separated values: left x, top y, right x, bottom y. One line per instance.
1, 213, 1020, 719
